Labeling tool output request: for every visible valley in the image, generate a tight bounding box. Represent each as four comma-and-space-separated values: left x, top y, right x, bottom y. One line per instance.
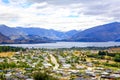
0, 46, 120, 80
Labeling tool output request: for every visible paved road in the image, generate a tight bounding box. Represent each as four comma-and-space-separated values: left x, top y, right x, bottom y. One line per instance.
50, 54, 59, 70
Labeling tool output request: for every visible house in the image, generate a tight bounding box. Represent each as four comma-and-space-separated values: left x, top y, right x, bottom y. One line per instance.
0, 59, 4, 62
43, 63, 52, 68
62, 64, 71, 69
26, 78, 34, 80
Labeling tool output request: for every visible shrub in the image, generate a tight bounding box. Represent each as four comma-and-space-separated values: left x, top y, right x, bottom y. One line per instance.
33, 72, 58, 80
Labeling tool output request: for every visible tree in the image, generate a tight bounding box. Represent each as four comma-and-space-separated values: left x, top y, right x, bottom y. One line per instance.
114, 54, 120, 62
98, 51, 108, 56
0, 73, 5, 80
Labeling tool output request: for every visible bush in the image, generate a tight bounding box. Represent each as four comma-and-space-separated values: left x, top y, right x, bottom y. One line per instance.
103, 62, 120, 68
33, 72, 58, 80
107, 53, 115, 57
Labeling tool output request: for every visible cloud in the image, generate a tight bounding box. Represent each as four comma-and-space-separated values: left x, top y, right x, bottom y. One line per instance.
0, 0, 120, 31
0, 13, 18, 21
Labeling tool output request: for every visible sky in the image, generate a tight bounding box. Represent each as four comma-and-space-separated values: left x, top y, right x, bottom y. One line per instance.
0, 0, 120, 31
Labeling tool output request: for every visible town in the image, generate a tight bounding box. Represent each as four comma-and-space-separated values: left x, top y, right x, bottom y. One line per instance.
0, 46, 120, 80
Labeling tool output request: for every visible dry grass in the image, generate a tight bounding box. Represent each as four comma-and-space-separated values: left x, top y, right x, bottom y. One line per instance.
109, 48, 120, 51
0, 52, 15, 58
107, 48, 120, 53
86, 57, 117, 65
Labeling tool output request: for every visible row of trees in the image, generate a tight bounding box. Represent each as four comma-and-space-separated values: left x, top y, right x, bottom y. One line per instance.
88, 51, 120, 62
98, 51, 120, 62
0, 46, 26, 52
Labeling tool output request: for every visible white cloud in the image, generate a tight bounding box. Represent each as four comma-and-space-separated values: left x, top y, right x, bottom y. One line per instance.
0, 0, 119, 31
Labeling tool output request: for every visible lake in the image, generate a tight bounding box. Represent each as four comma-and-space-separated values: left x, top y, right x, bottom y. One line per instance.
1, 42, 120, 48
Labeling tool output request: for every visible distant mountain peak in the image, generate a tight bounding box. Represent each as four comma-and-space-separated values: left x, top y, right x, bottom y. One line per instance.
111, 21, 120, 24
0, 24, 9, 28
0, 32, 10, 43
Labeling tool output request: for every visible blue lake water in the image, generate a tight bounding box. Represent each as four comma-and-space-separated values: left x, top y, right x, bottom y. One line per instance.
1, 42, 120, 48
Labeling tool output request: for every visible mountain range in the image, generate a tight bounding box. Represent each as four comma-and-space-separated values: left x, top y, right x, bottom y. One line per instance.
0, 25, 78, 43
0, 22, 120, 43
16, 27, 78, 40
70, 22, 120, 42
